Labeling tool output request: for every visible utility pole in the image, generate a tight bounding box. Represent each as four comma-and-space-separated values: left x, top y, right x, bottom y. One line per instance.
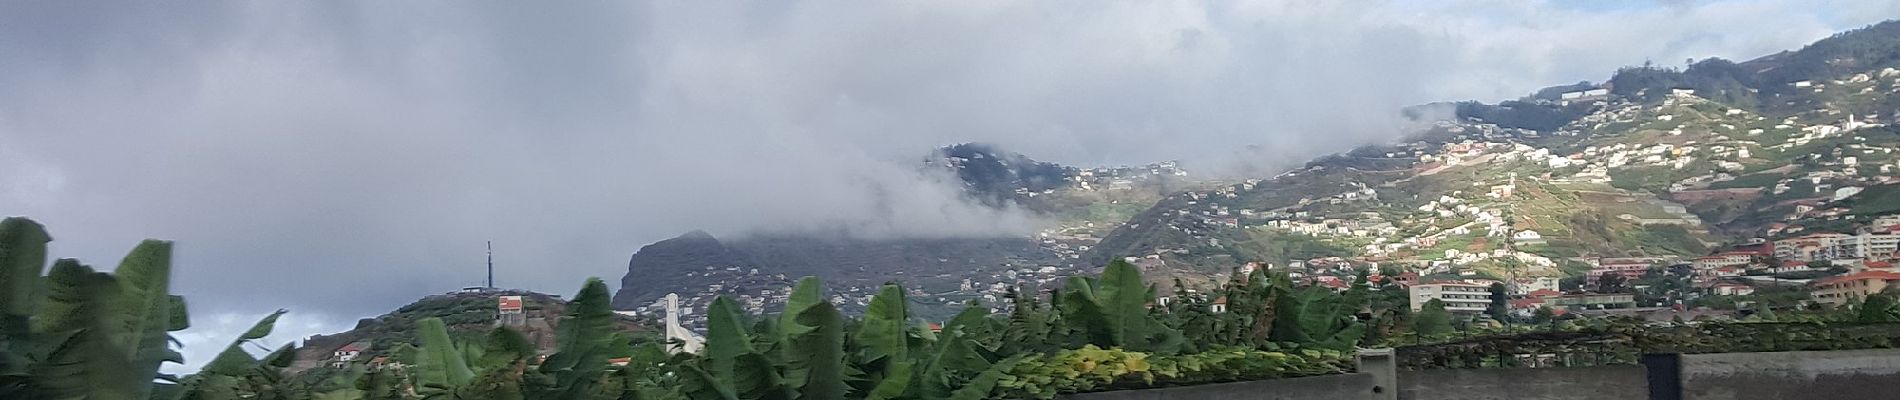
487, 241, 494, 289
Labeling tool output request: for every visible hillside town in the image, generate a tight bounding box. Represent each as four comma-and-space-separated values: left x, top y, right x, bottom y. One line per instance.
600, 64, 1900, 337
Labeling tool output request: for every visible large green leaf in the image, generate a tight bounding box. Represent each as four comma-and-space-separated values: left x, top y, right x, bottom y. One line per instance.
30, 259, 140, 400
787, 302, 846, 400
415, 317, 476, 391
114, 239, 181, 400
200, 309, 287, 376
733, 352, 793, 400
679, 365, 740, 400
538, 278, 617, 399
166, 296, 190, 331
862, 360, 912, 400
854, 285, 908, 367
1097, 260, 1152, 349
703, 296, 753, 381
30, 260, 109, 340
917, 325, 993, 400
779, 277, 825, 340
1057, 277, 1112, 346
476, 326, 534, 370
940, 306, 990, 342
946, 357, 1019, 400
0, 217, 50, 358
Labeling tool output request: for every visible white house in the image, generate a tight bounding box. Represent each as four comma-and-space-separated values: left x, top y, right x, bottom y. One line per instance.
1512, 230, 1545, 243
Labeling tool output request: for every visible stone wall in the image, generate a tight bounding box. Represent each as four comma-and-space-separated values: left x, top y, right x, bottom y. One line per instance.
1397, 366, 1649, 400
1059, 373, 1381, 400
1677, 349, 1900, 400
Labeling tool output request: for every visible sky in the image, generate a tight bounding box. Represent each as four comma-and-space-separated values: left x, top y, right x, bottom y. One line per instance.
0, 1, 1895, 372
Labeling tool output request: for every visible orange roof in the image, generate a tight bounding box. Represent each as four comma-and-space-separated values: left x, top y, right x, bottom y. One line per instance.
1212, 296, 1228, 305
1868, 261, 1894, 269
1528, 289, 1561, 298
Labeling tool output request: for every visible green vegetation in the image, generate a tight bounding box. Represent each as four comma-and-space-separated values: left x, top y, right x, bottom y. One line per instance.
1243, 229, 1359, 264
1624, 225, 1710, 256
0, 217, 1378, 400
1411, 300, 1452, 337
1708, 172, 1788, 190
1841, 184, 1900, 215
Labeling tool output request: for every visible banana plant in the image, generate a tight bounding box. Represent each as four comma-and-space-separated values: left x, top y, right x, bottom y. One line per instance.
0, 216, 192, 400
536, 278, 631, 399
411, 318, 547, 400
851, 285, 911, 400
1054, 260, 1183, 353
168, 309, 309, 400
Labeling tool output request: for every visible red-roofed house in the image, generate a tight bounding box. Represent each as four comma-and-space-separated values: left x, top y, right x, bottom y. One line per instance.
1812, 271, 1900, 305
330, 340, 370, 368
1394, 272, 1419, 287
1509, 297, 1546, 311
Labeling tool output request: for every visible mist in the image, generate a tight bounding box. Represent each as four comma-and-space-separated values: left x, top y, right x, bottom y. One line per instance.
1, 1, 1895, 371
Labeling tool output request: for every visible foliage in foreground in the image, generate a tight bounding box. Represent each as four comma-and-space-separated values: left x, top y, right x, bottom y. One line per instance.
0, 216, 1361, 400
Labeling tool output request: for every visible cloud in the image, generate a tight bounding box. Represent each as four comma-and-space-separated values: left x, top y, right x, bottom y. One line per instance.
0, 0, 1893, 371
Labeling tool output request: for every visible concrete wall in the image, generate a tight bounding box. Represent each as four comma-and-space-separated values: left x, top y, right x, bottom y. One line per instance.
1398, 366, 1649, 400
1678, 349, 1900, 400
1060, 373, 1381, 400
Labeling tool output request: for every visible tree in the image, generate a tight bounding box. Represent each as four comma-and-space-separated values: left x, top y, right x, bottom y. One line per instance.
1413, 299, 1453, 337
1531, 306, 1556, 324
1596, 273, 1627, 294
1486, 283, 1510, 322
1858, 293, 1900, 322
1752, 306, 1779, 322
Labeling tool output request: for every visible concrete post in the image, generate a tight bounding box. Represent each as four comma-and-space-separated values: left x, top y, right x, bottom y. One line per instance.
1642, 353, 1682, 400
1358, 348, 1399, 400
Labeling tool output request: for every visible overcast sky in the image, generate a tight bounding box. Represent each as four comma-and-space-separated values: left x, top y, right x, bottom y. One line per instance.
2, 1, 1894, 371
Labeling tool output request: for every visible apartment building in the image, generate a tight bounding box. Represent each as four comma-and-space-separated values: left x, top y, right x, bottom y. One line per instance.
1409, 282, 1491, 314
1811, 271, 1900, 306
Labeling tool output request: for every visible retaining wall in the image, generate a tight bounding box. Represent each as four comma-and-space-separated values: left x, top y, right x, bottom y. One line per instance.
1397, 366, 1648, 400
1677, 348, 1900, 400
1059, 373, 1381, 400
